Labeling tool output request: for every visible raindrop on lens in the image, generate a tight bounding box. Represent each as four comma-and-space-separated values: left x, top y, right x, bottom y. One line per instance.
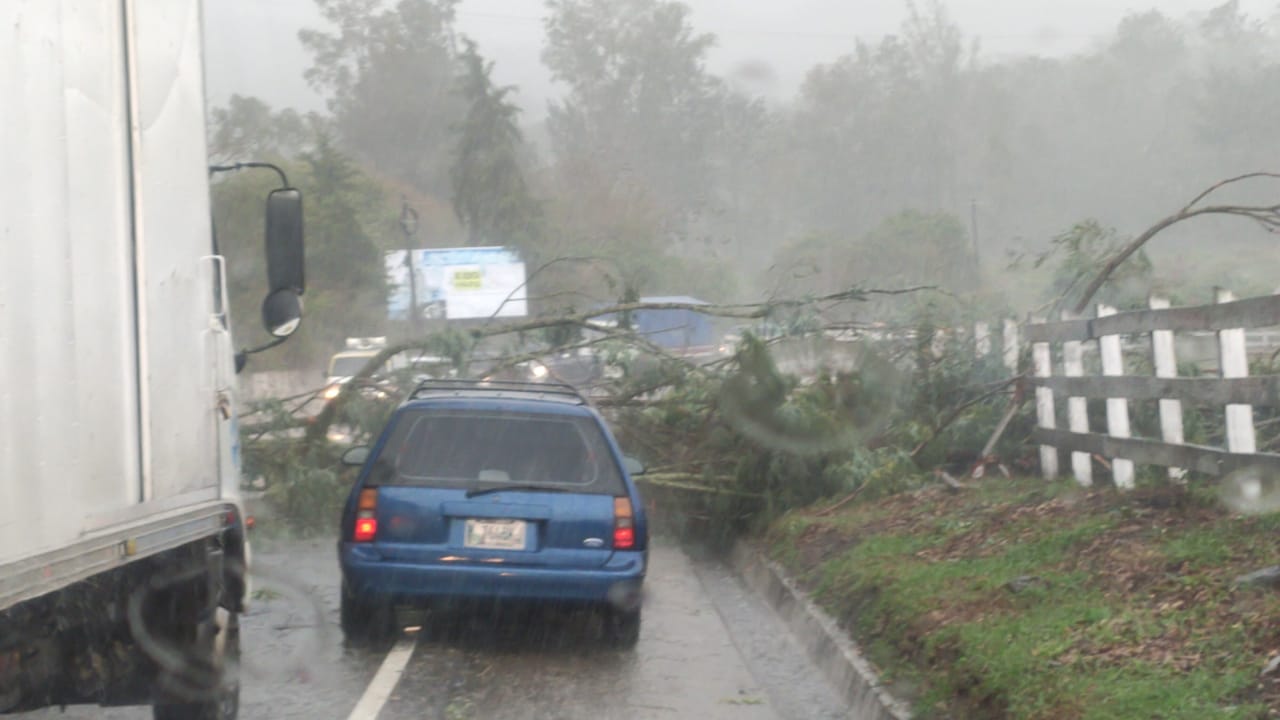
1218, 466, 1280, 515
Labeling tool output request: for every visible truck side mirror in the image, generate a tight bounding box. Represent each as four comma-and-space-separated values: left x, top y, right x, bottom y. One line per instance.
265, 188, 305, 295
262, 288, 302, 338
263, 188, 304, 337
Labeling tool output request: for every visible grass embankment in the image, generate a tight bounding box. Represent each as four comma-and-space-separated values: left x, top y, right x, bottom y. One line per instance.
766, 478, 1280, 719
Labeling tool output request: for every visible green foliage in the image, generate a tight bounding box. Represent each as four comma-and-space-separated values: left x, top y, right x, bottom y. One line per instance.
769, 480, 1280, 719
721, 334, 903, 454
450, 39, 542, 249
423, 327, 478, 372
262, 0, 1280, 328
335, 391, 400, 447
1035, 220, 1155, 311
264, 459, 347, 536
209, 94, 310, 161
612, 332, 921, 546
300, 0, 465, 195
832, 446, 924, 502
543, 0, 726, 212
541, 320, 582, 349
890, 301, 1032, 470
782, 2, 970, 245
538, 0, 745, 303
242, 437, 349, 536
209, 109, 397, 369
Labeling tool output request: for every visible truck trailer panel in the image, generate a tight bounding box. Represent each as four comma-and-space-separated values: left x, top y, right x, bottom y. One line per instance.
0, 2, 305, 714
1, 0, 234, 582
131, 0, 223, 503
1, 0, 144, 565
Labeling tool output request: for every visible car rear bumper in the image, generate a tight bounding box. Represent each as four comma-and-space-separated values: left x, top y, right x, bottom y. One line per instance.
339, 543, 646, 605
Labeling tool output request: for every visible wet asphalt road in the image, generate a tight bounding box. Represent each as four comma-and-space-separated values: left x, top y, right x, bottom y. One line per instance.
21, 538, 848, 720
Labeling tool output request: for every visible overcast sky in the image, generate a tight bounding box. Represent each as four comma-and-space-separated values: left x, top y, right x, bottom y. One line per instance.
203, 0, 1277, 117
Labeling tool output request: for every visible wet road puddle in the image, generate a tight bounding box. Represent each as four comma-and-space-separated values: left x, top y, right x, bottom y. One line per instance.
15, 540, 847, 720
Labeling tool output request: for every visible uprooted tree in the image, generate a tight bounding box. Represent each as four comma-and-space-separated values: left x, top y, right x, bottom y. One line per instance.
241, 280, 1042, 541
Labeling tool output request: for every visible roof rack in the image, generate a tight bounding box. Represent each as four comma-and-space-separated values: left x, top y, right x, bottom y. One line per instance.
408, 378, 588, 405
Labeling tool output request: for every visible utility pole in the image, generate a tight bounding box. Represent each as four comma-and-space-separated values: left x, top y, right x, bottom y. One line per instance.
969, 198, 980, 266
400, 200, 420, 336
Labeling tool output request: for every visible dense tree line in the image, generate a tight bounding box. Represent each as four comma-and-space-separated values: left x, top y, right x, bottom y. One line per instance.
209, 0, 1280, 366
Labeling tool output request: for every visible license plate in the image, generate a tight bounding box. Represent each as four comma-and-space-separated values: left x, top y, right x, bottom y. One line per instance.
463, 519, 528, 550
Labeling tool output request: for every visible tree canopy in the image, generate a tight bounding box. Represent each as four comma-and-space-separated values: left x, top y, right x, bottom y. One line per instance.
300, 0, 464, 195
450, 38, 541, 249
212, 0, 1280, 350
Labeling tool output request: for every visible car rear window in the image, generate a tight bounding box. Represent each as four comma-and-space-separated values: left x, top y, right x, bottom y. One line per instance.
368, 410, 625, 494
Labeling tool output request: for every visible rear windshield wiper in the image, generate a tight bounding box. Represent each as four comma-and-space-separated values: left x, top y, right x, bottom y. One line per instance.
465, 484, 574, 498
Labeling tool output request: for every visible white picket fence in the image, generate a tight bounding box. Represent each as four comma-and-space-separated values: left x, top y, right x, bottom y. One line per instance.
233, 301, 1280, 498
1024, 291, 1280, 490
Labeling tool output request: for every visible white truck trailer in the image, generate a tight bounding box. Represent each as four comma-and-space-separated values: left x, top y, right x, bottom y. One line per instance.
1, 2, 305, 717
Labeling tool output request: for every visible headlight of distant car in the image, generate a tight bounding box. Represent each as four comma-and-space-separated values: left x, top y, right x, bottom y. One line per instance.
322, 384, 342, 400
529, 362, 549, 379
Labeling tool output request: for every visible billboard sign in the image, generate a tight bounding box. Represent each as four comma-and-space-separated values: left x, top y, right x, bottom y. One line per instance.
386, 246, 528, 321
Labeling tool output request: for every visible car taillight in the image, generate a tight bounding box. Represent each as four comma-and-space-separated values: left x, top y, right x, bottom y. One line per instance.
613, 496, 635, 550
354, 488, 378, 542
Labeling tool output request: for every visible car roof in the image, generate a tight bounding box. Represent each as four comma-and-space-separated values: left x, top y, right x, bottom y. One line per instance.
398, 380, 595, 417
637, 295, 708, 305
399, 396, 595, 418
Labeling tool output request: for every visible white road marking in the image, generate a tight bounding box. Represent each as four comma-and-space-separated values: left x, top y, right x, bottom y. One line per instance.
346, 633, 418, 720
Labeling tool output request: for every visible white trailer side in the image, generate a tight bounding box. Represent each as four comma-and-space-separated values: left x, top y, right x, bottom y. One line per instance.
0, 3, 302, 714
2, 0, 145, 564
2, 0, 237, 570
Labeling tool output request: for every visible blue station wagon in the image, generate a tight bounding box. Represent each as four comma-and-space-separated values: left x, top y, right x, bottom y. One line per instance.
337, 380, 649, 646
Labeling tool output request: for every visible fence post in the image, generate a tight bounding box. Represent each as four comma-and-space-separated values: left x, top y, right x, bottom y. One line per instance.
1062, 311, 1093, 486
974, 321, 991, 358
931, 327, 947, 359
1003, 318, 1020, 374
1216, 288, 1257, 455
1149, 296, 1186, 481
1097, 304, 1134, 489
1031, 316, 1059, 480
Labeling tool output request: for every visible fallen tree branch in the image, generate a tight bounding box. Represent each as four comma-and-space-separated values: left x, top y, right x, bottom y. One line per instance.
935, 469, 967, 491
814, 482, 866, 516
1074, 173, 1280, 313
305, 284, 929, 444
239, 386, 326, 419
969, 377, 1029, 479
636, 473, 763, 498
910, 376, 1021, 459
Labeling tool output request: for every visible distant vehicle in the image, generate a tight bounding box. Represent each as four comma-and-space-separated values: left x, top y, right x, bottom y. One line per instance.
626, 296, 718, 358
322, 337, 401, 400
402, 354, 458, 382
528, 348, 604, 386
337, 380, 649, 647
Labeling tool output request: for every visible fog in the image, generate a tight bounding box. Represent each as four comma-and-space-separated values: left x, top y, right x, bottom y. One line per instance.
13, 4, 1280, 718
204, 0, 1280, 366
206, 0, 1277, 113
